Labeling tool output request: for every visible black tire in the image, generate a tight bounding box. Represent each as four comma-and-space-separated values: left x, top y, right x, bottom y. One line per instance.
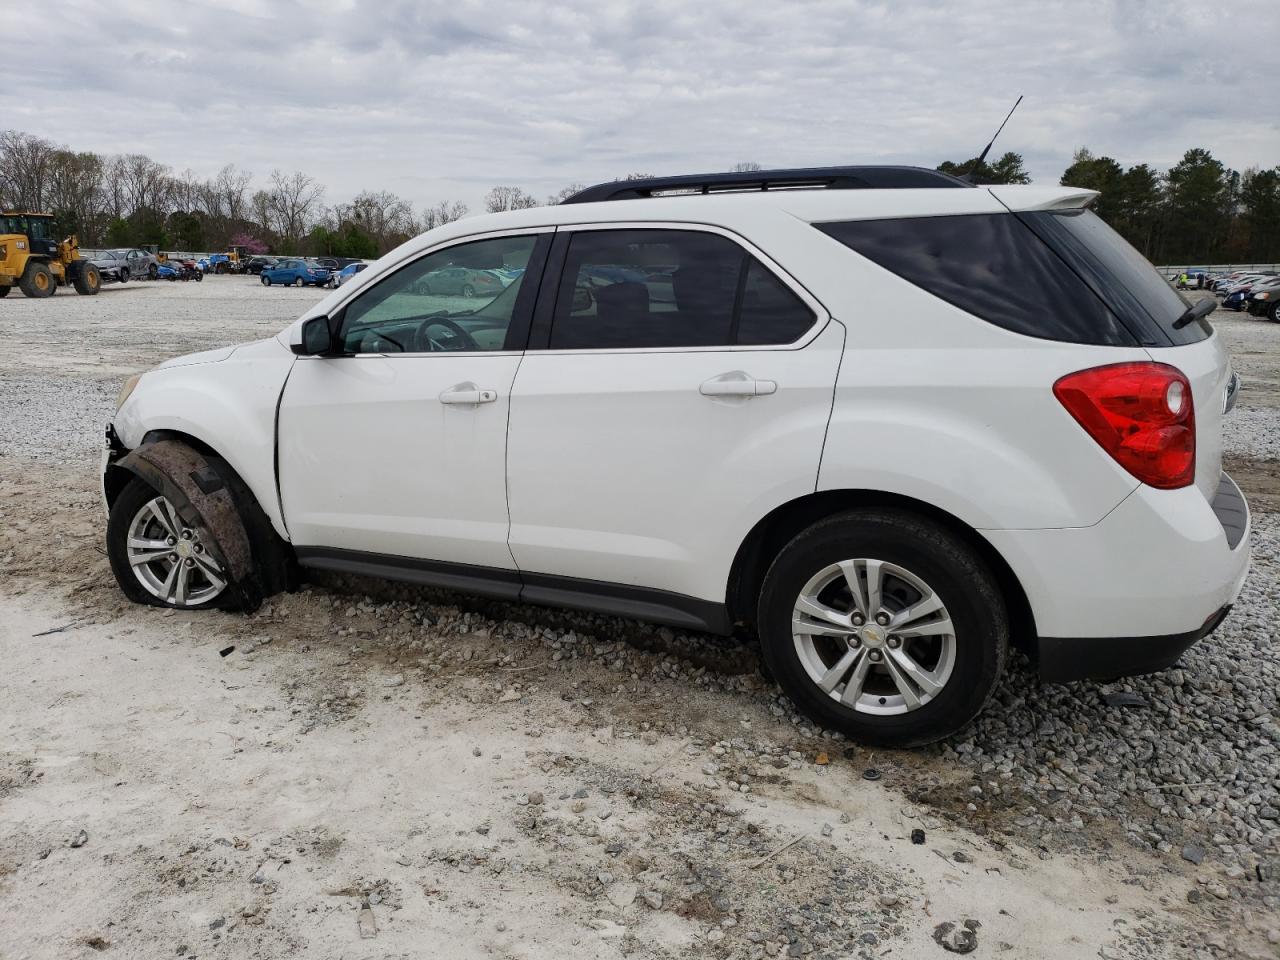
0, 285, 9, 297
19, 261, 55, 298
294, 277, 303, 288
72, 261, 102, 295
262, 276, 271, 286
107, 476, 232, 611
1270, 301, 1280, 323
194, 271, 202, 282
462, 283, 475, 298
757, 509, 1008, 747
148, 263, 159, 279
119, 267, 130, 283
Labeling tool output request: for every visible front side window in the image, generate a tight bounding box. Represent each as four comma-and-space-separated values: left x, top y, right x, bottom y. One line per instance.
549, 229, 815, 350
340, 235, 538, 354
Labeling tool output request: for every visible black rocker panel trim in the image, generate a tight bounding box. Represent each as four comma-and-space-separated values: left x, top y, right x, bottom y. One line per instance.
293, 547, 732, 634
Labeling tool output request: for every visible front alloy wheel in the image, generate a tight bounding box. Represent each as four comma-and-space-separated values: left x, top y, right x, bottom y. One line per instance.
124, 496, 227, 606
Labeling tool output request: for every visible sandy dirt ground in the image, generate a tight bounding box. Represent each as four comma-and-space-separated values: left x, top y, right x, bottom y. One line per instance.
1, 278, 1277, 959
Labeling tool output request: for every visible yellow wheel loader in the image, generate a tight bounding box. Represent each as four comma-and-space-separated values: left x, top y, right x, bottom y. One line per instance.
0, 211, 101, 298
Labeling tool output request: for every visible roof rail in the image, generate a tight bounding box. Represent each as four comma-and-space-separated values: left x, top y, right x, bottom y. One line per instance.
560, 165, 971, 204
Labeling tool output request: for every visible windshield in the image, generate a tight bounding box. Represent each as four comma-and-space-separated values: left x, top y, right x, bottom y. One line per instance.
1019, 209, 1210, 345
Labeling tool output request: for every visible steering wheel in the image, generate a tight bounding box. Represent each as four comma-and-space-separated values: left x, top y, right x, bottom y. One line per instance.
414, 316, 480, 352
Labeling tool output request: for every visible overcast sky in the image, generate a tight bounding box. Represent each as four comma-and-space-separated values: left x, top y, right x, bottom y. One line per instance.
10, 0, 1278, 213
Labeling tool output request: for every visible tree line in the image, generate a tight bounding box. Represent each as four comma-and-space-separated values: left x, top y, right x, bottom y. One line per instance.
2, 128, 1275, 263
937, 148, 1279, 263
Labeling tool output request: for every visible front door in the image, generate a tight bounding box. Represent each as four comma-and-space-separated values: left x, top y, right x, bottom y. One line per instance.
278, 231, 549, 569
506, 226, 844, 608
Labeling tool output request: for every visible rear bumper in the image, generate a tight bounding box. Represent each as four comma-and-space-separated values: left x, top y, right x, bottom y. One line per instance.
1035, 604, 1232, 682
985, 471, 1251, 680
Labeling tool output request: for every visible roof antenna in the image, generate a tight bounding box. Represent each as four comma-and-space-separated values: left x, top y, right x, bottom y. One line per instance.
963, 95, 1023, 183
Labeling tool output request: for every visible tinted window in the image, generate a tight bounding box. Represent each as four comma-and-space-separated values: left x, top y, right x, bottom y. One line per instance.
550, 229, 814, 349
737, 258, 815, 345
1018, 209, 1209, 345
340, 235, 537, 354
818, 214, 1138, 347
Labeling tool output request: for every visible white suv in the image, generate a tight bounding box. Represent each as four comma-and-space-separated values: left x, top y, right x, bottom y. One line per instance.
102, 166, 1251, 746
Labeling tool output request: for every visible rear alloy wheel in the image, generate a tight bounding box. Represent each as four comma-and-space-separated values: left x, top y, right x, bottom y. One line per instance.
294, 277, 303, 287
148, 263, 159, 279
19, 261, 55, 298
461, 283, 475, 298
108, 481, 228, 609
758, 509, 1008, 747
1270, 301, 1280, 323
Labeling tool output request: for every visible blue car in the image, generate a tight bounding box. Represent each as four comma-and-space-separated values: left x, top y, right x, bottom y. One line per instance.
335, 262, 369, 287
261, 259, 331, 287
156, 263, 179, 280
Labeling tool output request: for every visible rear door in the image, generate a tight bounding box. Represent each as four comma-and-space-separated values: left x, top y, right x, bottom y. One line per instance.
505, 225, 844, 609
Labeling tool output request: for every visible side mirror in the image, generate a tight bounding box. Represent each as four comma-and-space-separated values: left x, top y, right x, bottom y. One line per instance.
291, 315, 335, 356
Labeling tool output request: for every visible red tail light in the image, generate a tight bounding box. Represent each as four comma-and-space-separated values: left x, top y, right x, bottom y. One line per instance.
1053, 362, 1195, 489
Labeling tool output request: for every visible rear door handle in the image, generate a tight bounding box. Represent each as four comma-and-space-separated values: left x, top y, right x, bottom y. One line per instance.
439, 382, 497, 405
699, 371, 777, 397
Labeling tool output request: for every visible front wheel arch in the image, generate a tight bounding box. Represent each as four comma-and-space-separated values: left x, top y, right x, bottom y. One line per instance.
109, 434, 296, 608
726, 489, 1036, 653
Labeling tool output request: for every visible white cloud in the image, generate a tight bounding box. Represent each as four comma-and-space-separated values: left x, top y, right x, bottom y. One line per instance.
9, 0, 1278, 212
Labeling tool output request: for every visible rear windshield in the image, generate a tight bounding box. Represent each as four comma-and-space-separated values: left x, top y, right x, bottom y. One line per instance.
818, 210, 1208, 347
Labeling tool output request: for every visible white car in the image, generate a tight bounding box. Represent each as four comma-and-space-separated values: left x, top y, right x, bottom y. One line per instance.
101, 165, 1251, 746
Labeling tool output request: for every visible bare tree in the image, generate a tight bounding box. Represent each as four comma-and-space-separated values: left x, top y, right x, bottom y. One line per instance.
730, 161, 763, 172
547, 183, 586, 205
0, 130, 56, 210
347, 189, 416, 252
45, 149, 105, 239
266, 169, 324, 252
484, 186, 539, 213
419, 199, 469, 231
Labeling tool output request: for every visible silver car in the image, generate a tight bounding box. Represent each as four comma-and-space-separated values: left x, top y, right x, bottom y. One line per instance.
91, 248, 160, 283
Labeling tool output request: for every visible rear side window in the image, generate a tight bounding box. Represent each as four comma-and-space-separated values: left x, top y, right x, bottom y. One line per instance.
549, 229, 815, 350
818, 214, 1139, 347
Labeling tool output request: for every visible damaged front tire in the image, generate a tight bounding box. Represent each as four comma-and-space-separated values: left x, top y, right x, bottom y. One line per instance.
108, 479, 236, 609
106, 440, 296, 612
109, 481, 230, 608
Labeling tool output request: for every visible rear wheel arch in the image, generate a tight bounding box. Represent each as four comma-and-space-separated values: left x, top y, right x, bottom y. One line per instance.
726, 489, 1036, 652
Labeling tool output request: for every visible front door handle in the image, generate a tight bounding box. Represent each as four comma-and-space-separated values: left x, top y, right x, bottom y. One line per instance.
439, 382, 497, 405
699, 371, 778, 397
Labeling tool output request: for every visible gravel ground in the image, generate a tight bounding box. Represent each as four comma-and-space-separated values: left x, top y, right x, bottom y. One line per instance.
1, 278, 1278, 958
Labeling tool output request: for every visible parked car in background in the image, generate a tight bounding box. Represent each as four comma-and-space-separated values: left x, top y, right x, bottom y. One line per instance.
156, 263, 179, 281
415, 264, 505, 298
176, 260, 204, 282
91, 248, 160, 283
261, 259, 331, 287
1245, 279, 1280, 321
244, 256, 278, 275
335, 261, 369, 287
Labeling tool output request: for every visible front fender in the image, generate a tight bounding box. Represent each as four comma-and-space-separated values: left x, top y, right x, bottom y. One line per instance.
114, 337, 295, 539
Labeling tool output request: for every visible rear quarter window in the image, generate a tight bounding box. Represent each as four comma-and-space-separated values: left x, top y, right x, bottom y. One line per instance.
817, 213, 1141, 347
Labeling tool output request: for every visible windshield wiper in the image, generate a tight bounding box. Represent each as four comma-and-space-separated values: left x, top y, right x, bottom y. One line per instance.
1173, 296, 1216, 330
